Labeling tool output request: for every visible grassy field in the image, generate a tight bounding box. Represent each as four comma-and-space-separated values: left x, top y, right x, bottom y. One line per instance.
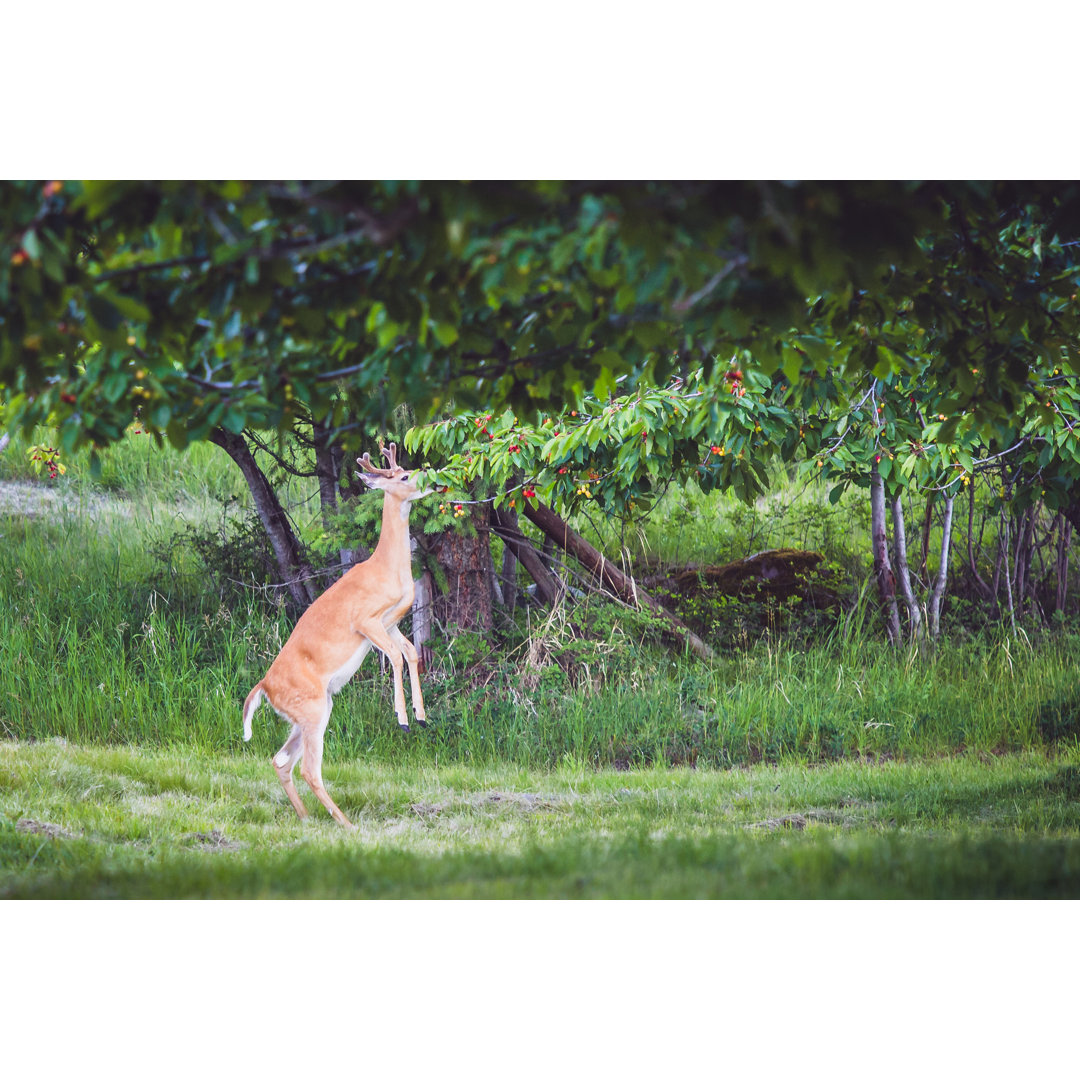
2, 425, 1079, 898
4, 740, 1080, 898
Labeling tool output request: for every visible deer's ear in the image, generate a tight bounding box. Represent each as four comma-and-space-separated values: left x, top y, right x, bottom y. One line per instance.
358, 472, 383, 490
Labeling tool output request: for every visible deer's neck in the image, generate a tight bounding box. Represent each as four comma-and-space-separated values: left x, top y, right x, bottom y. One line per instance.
372, 494, 413, 575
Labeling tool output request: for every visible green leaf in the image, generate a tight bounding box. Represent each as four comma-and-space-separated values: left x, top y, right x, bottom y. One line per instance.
432, 322, 459, 347
87, 294, 122, 332
550, 235, 577, 272
365, 302, 386, 333
222, 406, 245, 434
569, 281, 592, 312
166, 419, 189, 450
106, 291, 151, 324
376, 320, 401, 348
782, 346, 803, 386
592, 363, 618, 400
632, 322, 667, 350
102, 371, 128, 403
872, 348, 894, 380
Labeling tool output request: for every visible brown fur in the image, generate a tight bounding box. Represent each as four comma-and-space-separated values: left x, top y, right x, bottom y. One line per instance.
243, 448, 429, 827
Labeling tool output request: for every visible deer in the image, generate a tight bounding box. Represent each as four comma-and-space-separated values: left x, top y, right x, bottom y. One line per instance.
241, 443, 430, 827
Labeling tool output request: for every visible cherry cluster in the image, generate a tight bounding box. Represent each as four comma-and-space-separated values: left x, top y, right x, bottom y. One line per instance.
29, 445, 62, 480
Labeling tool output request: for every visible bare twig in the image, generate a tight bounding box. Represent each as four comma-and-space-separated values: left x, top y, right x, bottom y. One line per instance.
672, 255, 748, 313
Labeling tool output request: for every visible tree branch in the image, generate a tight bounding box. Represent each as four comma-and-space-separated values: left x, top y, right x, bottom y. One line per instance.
490, 507, 566, 608
96, 204, 415, 283
672, 255, 748, 313
244, 429, 319, 479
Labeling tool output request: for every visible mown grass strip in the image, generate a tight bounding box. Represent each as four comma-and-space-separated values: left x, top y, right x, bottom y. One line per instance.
3, 742, 1079, 899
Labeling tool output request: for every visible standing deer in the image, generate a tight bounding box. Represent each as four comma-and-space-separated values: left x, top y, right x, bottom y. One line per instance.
242, 443, 430, 827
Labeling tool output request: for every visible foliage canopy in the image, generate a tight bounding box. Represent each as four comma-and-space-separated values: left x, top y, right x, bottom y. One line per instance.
5, 180, 1080, 468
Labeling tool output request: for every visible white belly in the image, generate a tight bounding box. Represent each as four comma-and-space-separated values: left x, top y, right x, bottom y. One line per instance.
327, 640, 372, 694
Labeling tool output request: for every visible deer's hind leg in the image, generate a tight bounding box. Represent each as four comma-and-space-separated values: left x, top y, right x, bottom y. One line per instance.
272, 722, 308, 820
298, 695, 354, 829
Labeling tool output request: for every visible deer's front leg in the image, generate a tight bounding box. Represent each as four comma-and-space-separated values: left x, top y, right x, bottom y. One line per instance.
355, 618, 411, 730
388, 625, 427, 727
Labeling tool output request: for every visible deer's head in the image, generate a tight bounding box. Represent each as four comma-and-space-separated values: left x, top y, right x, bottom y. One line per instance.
356, 443, 430, 502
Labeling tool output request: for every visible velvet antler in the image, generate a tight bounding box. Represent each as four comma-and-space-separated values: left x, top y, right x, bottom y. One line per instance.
357, 442, 402, 477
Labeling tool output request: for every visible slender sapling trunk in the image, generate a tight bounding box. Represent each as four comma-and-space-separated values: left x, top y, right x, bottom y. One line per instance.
870, 460, 902, 645
928, 494, 955, 640
891, 493, 923, 641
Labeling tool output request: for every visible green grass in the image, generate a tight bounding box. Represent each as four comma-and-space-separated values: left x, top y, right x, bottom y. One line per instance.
588, 468, 871, 571
3, 506, 1078, 764
0, 423, 251, 506
3, 740, 1079, 898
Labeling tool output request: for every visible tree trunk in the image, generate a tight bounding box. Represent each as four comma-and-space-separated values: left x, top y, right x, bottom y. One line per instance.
209, 428, 317, 614
1056, 517, 1073, 614
966, 477, 993, 602
428, 504, 495, 634
1000, 511, 1018, 637
870, 461, 902, 645
311, 418, 339, 526
990, 518, 1005, 608
928, 494, 955, 640
891, 494, 923, 641
498, 506, 520, 614
1013, 505, 1037, 614
311, 418, 360, 578
1063, 495, 1080, 537
491, 506, 566, 608
521, 500, 715, 660
501, 541, 518, 612
918, 495, 934, 581
411, 566, 435, 671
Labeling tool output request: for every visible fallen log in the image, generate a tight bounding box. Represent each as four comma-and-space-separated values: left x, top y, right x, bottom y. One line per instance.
521, 500, 715, 660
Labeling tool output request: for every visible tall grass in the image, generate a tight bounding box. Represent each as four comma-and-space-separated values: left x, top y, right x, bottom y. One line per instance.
2, 491, 1078, 767
2, 425, 1078, 769
0, 423, 250, 507
585, 469, 871, 571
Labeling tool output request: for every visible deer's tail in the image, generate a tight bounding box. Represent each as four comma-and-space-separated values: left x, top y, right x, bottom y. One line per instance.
242, 682, 265, 742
